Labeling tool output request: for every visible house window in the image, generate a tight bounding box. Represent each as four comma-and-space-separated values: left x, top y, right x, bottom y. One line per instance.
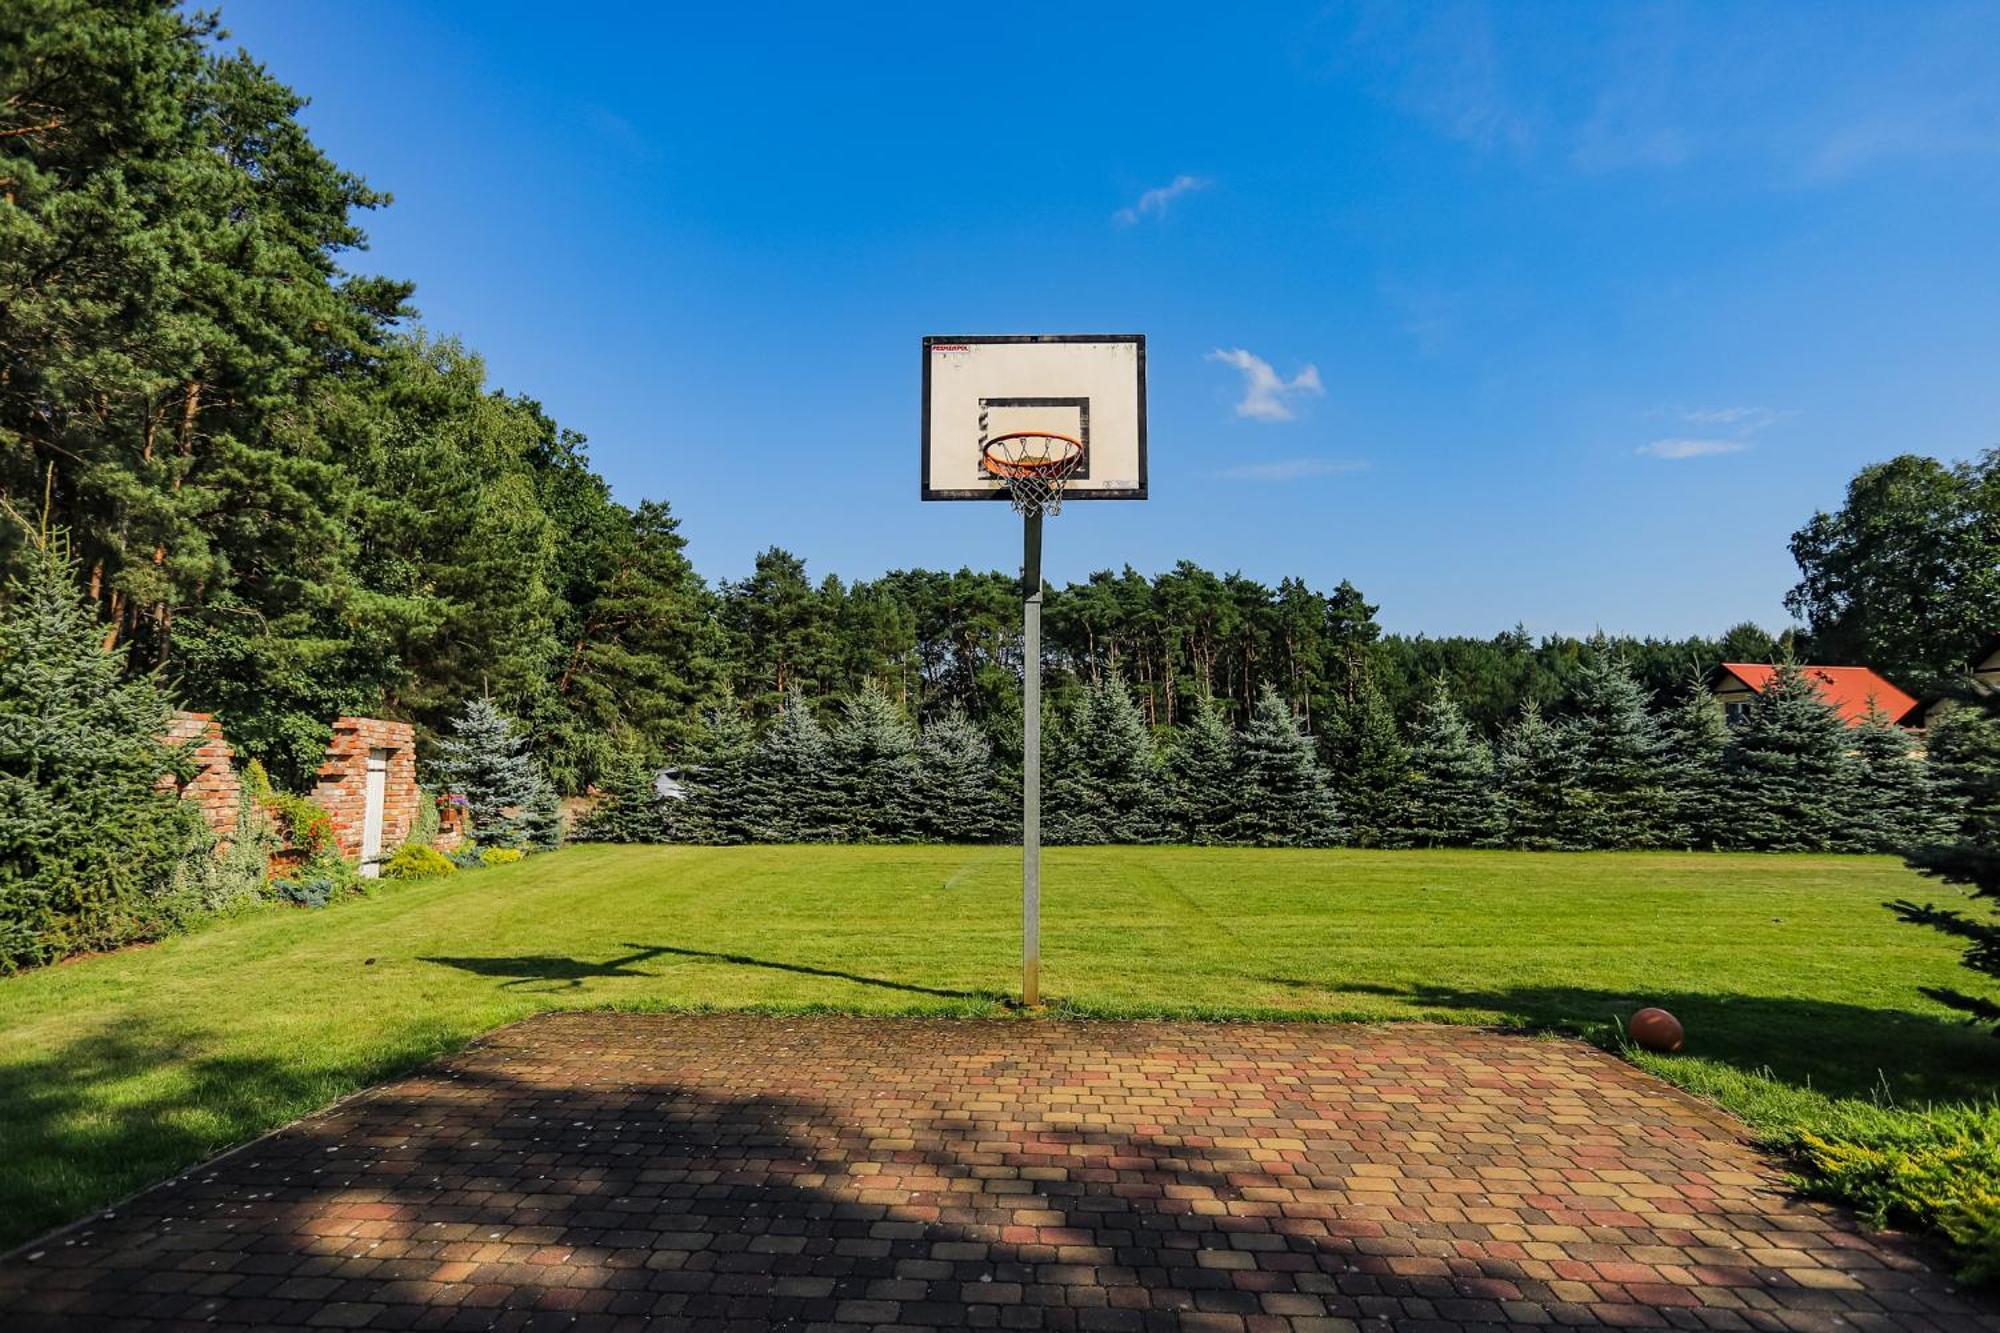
1724, 701, 1752, 727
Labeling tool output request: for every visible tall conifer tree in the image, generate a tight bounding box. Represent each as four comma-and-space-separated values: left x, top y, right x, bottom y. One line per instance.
1045, 677, 1166, 844
740, 684, 839, 842
1496, 703, 1584, 850
1891, 689, 2000, 1030
1165, 698, 1238, 844
1, 534, 204, 970
1722, 661, 1859, 852
436, 697, 547, 849
1402, 676, 1500, 848
1567, 645, 1671, 848
577, 752, 669, 843
829, 684, 921, 841
913, 708, 1007, 843
671, 704, 757, 844
1225, 686, 1343, 846
1323, 670, 1410, 848
1848, 704, 1954, 853
1659, 670, 1733, 850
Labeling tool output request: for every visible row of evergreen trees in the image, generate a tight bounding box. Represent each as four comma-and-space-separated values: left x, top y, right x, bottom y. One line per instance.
583, 652, 1978, 853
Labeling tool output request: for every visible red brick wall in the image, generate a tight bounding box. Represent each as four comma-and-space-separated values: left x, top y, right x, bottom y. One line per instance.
161, 711, 241, 843
307, 717, 419, 862
434, 799, 468, 853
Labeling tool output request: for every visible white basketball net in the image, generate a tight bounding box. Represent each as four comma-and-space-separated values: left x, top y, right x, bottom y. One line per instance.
980, 431, 1086, 517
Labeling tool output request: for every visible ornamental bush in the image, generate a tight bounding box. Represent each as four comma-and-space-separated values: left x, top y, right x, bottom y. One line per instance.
480, 847, 523, 866
382, 844, 456, 880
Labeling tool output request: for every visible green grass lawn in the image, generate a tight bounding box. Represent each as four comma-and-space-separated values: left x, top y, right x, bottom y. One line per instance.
2, 844, 1995, 1251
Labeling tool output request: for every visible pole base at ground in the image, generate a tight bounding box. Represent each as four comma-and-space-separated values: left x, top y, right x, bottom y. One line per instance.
1022, 959, 1039, 1008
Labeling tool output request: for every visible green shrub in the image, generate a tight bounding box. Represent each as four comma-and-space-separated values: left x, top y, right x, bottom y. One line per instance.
269, 874, 339, 909
382, 844, 455, 880
262, 792, 335, 858
1788, 1104, 2000, 1281
408, 789, 441, 847
447, 844, 485, 870
479, 847, 523, 866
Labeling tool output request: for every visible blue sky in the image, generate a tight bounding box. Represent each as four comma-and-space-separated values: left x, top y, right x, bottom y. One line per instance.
225, 1, 2000, 638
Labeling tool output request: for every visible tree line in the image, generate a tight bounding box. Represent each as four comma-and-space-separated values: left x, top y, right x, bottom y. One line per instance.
8, 4, 1998, 807
580, 651, 1986, 858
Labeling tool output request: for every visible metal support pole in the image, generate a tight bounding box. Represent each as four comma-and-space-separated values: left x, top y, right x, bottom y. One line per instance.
1021, 511, 1044, 1007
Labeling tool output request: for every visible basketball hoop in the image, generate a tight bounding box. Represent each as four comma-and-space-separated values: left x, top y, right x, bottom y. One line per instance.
980, 430, 1086, 516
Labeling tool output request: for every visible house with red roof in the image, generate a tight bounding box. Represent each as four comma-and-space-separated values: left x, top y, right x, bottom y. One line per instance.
1711, 663, 1921, 729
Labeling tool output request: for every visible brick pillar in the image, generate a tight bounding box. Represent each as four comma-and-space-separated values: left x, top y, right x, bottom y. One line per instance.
161, 711, 241, 843
307, 717, 418, 863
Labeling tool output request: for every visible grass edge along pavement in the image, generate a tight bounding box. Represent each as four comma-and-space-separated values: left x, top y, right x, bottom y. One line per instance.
1, 843, 1997, 1278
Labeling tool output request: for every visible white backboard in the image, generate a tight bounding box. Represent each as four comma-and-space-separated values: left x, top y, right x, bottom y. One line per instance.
921, 334, 1147, 501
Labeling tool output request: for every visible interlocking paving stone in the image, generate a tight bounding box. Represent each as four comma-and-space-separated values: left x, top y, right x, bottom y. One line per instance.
2, 1013, 1992, 1331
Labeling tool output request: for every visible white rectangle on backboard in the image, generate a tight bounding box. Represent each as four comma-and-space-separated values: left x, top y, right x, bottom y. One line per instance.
921, 335, 1147, 501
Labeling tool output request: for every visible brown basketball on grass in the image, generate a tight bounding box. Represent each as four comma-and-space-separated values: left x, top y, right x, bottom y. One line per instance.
1629, 1007, 1685, 1053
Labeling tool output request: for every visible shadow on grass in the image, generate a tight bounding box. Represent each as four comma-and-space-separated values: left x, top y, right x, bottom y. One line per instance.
421, 941, 1009, 1003
0, 1016, 461, 1253
1267, 977, 2000, 1106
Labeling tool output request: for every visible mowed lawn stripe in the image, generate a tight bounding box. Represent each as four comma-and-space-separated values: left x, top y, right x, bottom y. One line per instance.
0, 844, 1991, 1249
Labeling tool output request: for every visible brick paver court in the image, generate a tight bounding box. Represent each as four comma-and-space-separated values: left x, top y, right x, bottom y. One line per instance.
3, 1014, 1991, 1331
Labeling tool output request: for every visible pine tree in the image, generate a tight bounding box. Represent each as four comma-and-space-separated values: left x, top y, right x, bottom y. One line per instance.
829, 684, 921, 841
1044, 677, 1167, 845
740, 684, 840, 842
1225, 686, 1343, 846
1722, 660, 1859, 852
1497, 703, 1584, 850
1847, 704, 1954, 853
435, 697, 545, 849
1322, 669, 1410, 848
1165, 698, 1239, 844
1566, 645, 1671, 848
1891, 689, 2000, 1030
1401, 676, 1500, 848
1659, 670, 1733, 850
0, 534, 206, 970
577, 752, 669, 843
913, 707, 1008, 843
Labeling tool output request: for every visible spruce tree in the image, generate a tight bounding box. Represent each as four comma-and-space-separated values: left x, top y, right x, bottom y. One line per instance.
1401, 676, 1500, 848
1927, 698, 2000, 846
435, 697, 545, 849
829, 684, 921, 841
519, 778, 564, 851
1044, 677, 1167, 845
1225, 686, 1343, 847
913, 707, 1007, 843
1891, 690, 2000, 1030
1722, 660, 1859, 852
740, 684, 840, 842
0, 535, 205, 970
1566, 645, 1671, 848
671, 704, 757, 844
1165, 698, 1239, 844
1847, 704, 1954, 853
577, 752, 669, 843
1322, 669, 1411, 848
1659, 670, 1733, 850
1497, 703, 1584, 850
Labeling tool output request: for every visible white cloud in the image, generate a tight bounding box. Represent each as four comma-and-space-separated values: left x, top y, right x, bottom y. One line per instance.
1207, 348, 1324, 422
1218, 458, 1368, 482
1636, 437, 1749, 460
1678, 405, 1789, 430
1114, 174, 1210, 225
